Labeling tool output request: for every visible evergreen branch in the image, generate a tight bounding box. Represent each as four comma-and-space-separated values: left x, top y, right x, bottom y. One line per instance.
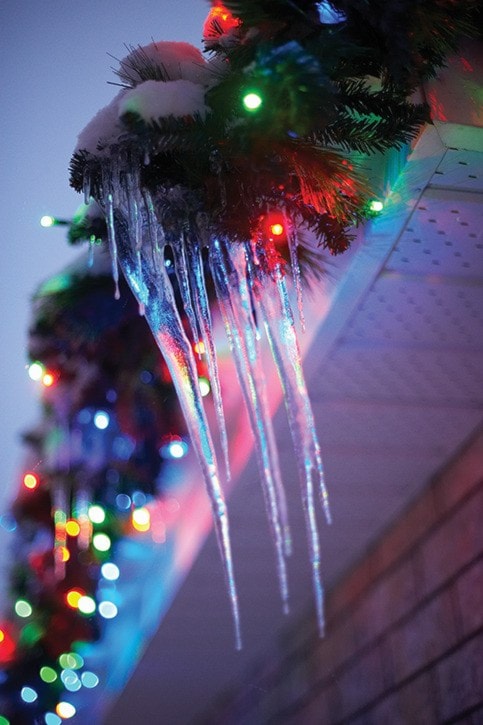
315, 103, 427, 154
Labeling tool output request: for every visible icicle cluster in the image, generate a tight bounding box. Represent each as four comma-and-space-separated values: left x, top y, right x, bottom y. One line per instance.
87, 153, 330, 645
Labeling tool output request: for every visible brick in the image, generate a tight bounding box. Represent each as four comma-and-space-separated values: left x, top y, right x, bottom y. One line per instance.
455, 557, 483, 637
358, 693, 406, 725
352, 558, 418, 649
286, 681, 337, 725
337, 644, 385, 719
328, 557, 376, 617
435, 430, 483, 513
356, 672, 439, 725
436, 633, 483, 722
311, 618, 356, 678
420, 486, 483, 597
390, 590, 457, 681
374, 485, 438, 572
397, 670, 439, 723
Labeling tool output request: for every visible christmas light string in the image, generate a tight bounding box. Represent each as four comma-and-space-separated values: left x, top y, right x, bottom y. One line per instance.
0, 210, 202, 722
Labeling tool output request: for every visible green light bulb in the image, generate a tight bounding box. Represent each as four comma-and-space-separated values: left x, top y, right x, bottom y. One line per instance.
369, 200, 384, 213
40, 666, 58, 683
243, 92, 263, 112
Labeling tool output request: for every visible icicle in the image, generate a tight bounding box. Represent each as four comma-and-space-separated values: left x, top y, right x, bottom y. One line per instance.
243, 246, 293, 558
111, 211, 242, 649
287, 225, 306, 332
104, 189, 121, 300
185, 235, 231, 480
88, 236, 95, 267
171, 233, 201, 347
210, 238, 291, 612
249, 246, 330, 634
142, 189, 159, 258
83, 170, 91, 205
277, 270, 330, 524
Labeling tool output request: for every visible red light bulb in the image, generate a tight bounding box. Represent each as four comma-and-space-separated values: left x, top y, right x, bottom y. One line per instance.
23, 472, 39, 490
270, 223, 284, 237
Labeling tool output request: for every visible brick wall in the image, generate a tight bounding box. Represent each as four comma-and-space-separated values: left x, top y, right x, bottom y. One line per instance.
202, 429, 483, 724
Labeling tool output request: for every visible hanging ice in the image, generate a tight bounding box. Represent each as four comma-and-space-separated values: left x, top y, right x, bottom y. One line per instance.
210, 238, 291, 611
84, 153, 333, 640
244, 240, 330, 635
98, 166, 242, 649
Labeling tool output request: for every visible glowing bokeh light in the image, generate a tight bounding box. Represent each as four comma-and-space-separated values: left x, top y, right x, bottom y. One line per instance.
93, 410, 110, 429
42, 372, 55, 387
58, 546, 70, 563
93, 532, 111, 552
164, 438, 189, 460
23, 472, 39, 490
369, 199, 384, 212
0, 716, 10, 725
65, 589, 85, 609
131, 490, 146, 507
0, 625, 15, 664
55, 702, 76, 719
132, 507, 150, 532
270, 223, 284, 236
115, 493, 131, 510
99, 601, 118, 619
15, 599, 32, 618
65, 520, 80, 537
243, 91, 262, 111
61, 670, 81, 692
40, 215, 55, 228
198, 376, 211, 397
64, 678, 81, 693
194, 340, 205, 355
77, 595, 96, 615
40, 666, 58, 683
58, 652, 83, 670
88, 505, 106, 524
81, 671, 99, 689
101, 562, 120, 581
21, 686, 38, 703
28, 362, 44, 381
44, 714, 62, 725
132, 507, 150, 525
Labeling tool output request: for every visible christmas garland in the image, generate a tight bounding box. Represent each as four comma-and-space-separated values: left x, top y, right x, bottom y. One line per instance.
0, 211, 204, 722
70, 0, 477, 254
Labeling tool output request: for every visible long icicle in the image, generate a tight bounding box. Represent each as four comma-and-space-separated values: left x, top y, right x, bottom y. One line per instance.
172, 233, 201, 348
184, 234, 231, 481
210, 238, 291, 613
247, 242, 329, 634
105, 185, 241, 649
223, 240, 292, 558
287, 226, 306, 333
